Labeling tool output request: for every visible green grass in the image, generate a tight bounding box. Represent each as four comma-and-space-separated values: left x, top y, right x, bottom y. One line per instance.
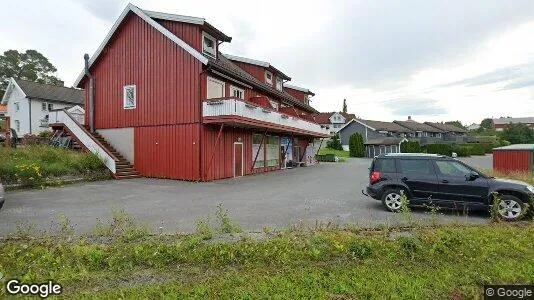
0, 222, 532, 299
0, 145, 109, 186
317, 147, 350, 158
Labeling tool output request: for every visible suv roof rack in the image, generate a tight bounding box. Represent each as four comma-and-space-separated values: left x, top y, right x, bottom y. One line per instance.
378, 153, 448, 158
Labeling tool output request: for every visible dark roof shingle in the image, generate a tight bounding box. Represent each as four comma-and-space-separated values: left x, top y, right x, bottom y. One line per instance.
314, 112, 355, 124
393, 120, 443, 133
15, 79, 84, 105
358, 119, 413, 133
424, 122, 467, 133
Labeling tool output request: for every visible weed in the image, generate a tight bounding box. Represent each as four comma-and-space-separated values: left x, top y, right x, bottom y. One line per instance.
400, 190, 412, 226
215, 203, 241, 234
347, 239, 373, 260
195, 217, 214, 240
92, 208, 150, 241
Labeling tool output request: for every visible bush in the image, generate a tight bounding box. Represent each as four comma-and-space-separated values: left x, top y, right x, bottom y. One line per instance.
425, 144, 453, 156
453, 145, 471, 157
326, 134, 343, 151
349, 133, 364, 157
401, 140, 421, 153
21, 134, 40, 145
469, 144, 486, 156
38, 131, 54, 138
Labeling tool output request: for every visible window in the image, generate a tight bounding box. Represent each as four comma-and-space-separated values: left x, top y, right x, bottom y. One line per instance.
252, 134, 265, 168
207, 77, 225, 99
202, 32, 216, 58
435, 161, 472, 177
398, 159, 433, 175
48, 103, 53, 111
14, 102, 20, 112
266, 136, 279, 167
374, 158, 396, 173
230, 85, 244, 99
265, 71, 273, 85
42, 102, 47, 111
275, 77, 283, 91
304, 95, 310, 105
14, 120, 20, 133
269, 100, 279, 110
123, 85, 136, 109
333, 124, 341, 128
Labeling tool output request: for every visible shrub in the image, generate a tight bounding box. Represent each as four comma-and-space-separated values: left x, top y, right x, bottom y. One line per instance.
453, 145, 471, 157
326, 134, 343, 150
38, 131, 54, 138
14, 163, 44, 187
425, 144, 453, 156
469, 144, 486, 156
400, 140, 421, 153
21, 134, 40, 145
349, 133, 364, 157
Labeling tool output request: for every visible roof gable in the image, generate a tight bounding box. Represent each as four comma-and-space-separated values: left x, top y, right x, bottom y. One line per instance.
74, 4, 211, 87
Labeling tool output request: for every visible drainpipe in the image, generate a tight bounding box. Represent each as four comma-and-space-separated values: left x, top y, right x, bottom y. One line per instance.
84, 54, 95, 132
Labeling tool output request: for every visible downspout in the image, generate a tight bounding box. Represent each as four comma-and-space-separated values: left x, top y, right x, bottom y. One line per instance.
28, 98, 32, 134
84, 54, 95, 132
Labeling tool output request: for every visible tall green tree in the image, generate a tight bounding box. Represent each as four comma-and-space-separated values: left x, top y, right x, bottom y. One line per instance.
480, 118, 493, 129
342, 99, 347, 114
349, 133, 365, 157
445, 120, 466, 129
501, 123, 534, 144
327, 133, 343, 150
0, 49, 62, 98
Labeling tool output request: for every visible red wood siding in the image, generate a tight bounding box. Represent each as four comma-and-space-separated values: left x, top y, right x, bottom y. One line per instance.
157, 20, 202, 52
135, 124, 200, 180
285, 88, 307, 102
83, 13, 203, 128
232, 61, 266, 83
493, 150, 532, 173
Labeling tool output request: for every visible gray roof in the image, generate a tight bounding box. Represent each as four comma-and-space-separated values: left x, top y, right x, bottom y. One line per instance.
424, 122, 467, 133
358, 119, 413, 133
364, 137, 406, 145
208, 54, 318, 113
492, 117, 534, 125
494, 144, 534, 151
15, 78, 84, 105
394, 120, 444, 133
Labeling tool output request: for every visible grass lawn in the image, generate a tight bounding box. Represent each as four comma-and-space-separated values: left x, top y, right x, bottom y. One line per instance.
318, 147, 350, 158
0, 145, 110, 187
0, 209, 533, 299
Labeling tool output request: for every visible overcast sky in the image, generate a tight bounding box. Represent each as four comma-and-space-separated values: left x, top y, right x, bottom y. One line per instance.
2, 0, 534, 124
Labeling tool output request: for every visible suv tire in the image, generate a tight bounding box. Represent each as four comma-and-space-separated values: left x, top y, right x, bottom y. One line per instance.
381, 188, 405, 212
496, 194, 524, 221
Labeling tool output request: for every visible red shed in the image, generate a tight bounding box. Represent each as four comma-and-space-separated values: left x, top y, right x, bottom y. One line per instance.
49, 4, 328, 181
493, 144, 534, 174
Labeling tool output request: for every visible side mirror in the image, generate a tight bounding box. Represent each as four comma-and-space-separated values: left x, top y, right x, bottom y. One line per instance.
467, 172, 479, 181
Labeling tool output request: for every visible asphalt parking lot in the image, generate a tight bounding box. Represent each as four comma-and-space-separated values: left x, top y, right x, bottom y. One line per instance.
0, 155, 493, 236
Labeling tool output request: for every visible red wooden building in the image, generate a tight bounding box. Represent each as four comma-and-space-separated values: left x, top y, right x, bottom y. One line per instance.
493, 144, 534, 174
61, 4, 328, 181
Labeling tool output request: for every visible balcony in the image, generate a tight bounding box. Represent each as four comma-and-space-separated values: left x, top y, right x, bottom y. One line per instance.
203, 98, 329, 137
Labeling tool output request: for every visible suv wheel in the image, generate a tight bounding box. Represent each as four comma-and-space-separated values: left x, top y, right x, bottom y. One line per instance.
381, 189, 404, 212
497, 195, 524, 221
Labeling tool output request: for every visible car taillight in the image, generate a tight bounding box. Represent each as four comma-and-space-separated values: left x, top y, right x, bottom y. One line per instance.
370, 171, 381, 184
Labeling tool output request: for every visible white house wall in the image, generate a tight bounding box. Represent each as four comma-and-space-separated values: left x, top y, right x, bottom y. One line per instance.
5, 85, 29, 136
29, 99, 71, 135
96, 128, 135, 164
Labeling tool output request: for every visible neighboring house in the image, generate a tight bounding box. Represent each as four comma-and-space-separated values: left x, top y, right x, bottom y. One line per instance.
338, 118, 411, 155
65, 4, 327, 181
315, 112, 356, 135
1, 78, 84, 136
394, 117, 444, 138
492, 117, 534, 131
467, 123, 480, 131
424, 122, 467, 136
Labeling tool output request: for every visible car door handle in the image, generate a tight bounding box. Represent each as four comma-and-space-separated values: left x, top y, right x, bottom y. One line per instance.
401, 177, 408, 182
442, 179, 449, 183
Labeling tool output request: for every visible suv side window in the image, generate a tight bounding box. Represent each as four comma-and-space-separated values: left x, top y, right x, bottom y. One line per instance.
374, 158, 396, 173
435, 160, 472, 177
398, 159, 433, 175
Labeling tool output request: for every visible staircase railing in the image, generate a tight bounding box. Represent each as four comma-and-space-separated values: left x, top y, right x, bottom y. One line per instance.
49, 109, 117, 174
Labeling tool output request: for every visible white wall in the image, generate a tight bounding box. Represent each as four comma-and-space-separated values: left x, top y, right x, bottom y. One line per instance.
5, 85, 29, 136
29, 99, 71, 135
97, 128, 135, 164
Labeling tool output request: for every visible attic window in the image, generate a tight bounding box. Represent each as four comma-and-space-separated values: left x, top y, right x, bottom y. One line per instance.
275, 77, 283, 91
265, 71, 273, 85
202, 32, 216, 58
123, 85, 136, 109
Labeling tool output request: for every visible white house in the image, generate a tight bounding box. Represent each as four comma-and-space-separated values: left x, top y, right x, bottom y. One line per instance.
315, 112, 356, 135
1, 78, 84, 136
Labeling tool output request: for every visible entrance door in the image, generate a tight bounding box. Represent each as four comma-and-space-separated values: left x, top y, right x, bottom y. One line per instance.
234, 142, 243, 177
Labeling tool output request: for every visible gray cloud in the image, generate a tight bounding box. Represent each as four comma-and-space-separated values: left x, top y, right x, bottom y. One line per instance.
76, 0, 127, 22
384, 98, 447, 117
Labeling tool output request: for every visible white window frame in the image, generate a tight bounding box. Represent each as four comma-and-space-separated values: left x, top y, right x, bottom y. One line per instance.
42, 102, 48, 111
47, 103, 53, 111
207, 76, 226, 99
275, 77, 283, 91
123, 85, 137, 109
230, 85, 245, 99
14, 120, 20, 132
202, 32, 217, 58
265, 71, 273, 85
14, 102, 20, 112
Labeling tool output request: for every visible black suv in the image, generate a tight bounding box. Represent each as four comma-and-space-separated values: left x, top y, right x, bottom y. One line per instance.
364, 153, 534, 221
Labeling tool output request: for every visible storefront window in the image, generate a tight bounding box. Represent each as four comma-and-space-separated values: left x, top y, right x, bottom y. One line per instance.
252, 134, 265, 168
266, 136, 279, 167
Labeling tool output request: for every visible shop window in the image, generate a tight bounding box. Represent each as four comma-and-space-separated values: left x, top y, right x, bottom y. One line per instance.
266, 136, 279, 167
252, 134, 265, 168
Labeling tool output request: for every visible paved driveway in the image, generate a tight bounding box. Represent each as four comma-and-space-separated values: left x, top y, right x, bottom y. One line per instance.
0, 155, 493, 236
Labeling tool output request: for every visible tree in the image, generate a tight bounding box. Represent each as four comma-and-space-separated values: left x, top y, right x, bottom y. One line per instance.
501, 123, 534, 144
445, 120, 466, 129
349, 133, 365, 157
342, 99, 347, 114
400, 140, 421, 153
480, 118, 493, 130
0, 49, 62, 98
327, 133, 343, 150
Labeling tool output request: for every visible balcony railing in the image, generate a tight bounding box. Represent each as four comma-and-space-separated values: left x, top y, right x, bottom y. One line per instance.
203, 98, 329, 137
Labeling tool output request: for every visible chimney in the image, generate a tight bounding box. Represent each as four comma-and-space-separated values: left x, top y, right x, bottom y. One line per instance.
408, 116, 412, 120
